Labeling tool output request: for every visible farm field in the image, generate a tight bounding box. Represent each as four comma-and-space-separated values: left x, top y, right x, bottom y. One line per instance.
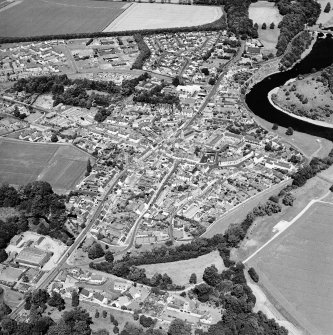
138, 250, 224, 286
249, 1, 282, 54
0, 0, 129, 37
104, 3, 222, 32
248, 201, 333, 335
0, 138, 90, 193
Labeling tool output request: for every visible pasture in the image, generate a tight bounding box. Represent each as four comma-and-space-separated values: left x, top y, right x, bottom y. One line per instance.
0, 138, 90, 193
248, 201, 333, 335
0, 0, 129, 37
139, 250, 224, 286
104, 3, 222, 32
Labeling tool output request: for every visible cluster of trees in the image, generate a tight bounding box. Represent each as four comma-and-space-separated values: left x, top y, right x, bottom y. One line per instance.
90, 260, 184, 291
276, 0, 321, 56
280, 31, 313, 69
131, 34, 151, 70
1, 304, 92, 335
324, 1, 331, 12
192, 263, 287, 335
321, 63, 333, 94
0, 181, 70, 262
133, 86, 180, 105
292, 151, 333, 187
13, 72, 157, 123
224, 0, 257, 38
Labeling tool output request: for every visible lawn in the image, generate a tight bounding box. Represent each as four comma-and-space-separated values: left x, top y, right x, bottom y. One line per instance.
249, 1, 282, 25
138, 250, 224, 286
0, 138, 90, 193
249, 1, 282, 54
104, 3, 222, 32
247, 202, 333, 335
0, 0, 129, 37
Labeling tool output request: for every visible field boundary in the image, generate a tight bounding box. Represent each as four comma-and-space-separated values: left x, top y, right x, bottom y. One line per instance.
0, 10, 226, 43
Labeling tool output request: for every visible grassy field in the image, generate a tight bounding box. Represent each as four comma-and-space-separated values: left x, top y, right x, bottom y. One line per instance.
0, 285, 23, 311
317, 0, 333, 26
104, 3, 222, 32
247, 201, 333, 335
0, 138, 90, 193
275, 74, 333, 124
249, 1, 282, 25
249, 1, 282, 54
0, 0, 129, 37
139, 250, 224, 286
233, 174, 331, 262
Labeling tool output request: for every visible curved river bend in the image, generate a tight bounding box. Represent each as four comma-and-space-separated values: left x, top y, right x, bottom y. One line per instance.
245, 35, 333, 140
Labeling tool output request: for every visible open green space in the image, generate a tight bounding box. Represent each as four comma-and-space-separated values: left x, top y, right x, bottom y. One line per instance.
0, 138, 90, 192
138, 250, 224, 286
233, 175, 331, 262
0, 0, 129, 37
274, 73, 333, 123
248, 202, 333, 335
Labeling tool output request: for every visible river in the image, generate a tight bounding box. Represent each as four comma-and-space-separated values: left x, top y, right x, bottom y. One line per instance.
245, 34, 333, 140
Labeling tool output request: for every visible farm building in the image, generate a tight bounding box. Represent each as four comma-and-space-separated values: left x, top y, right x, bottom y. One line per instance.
15, 247, 51, 268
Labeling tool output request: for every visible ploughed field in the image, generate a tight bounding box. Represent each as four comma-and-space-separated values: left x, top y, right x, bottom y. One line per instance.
0, 0, 129, 37
0, 138, 89, 193
248, 201, 333, 335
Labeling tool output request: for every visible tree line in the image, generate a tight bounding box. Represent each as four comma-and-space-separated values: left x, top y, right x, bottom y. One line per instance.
276, 0, 321, 56
280, 31, 313, 69
0, 16, 226, 45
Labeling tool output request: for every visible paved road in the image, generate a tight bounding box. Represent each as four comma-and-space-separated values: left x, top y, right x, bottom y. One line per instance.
10, 170, 126, 319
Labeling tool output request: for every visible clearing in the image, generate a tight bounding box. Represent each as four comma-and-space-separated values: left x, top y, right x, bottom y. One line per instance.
104, 3, 222, 32
247, 201, 333, 335
0, 0, 129, 37
249, 1, 282, 54
0, 138, 91, 193
274, 73, 333, 124
138, 250, 224, 286
317, 0, 333, 26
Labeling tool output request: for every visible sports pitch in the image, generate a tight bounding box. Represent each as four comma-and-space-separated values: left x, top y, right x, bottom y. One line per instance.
248, 201, 333, 335
0, 138, 90, 193
0, 0, 129, 37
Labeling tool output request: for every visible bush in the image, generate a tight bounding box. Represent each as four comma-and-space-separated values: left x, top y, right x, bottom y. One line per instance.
272, 123, 278, 130
248, 267, 259, 282
95, 310, 100, 318
88, 242, 105, 259
286, 127, 294, 136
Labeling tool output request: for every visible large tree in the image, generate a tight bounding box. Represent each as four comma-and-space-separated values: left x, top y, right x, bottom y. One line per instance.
168, 319, 191, 335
